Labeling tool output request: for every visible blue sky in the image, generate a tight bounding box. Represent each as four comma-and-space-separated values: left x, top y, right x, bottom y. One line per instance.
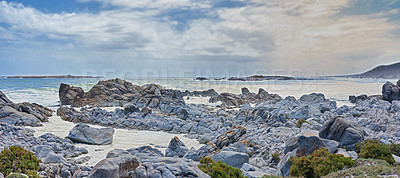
1, 0, 400, 77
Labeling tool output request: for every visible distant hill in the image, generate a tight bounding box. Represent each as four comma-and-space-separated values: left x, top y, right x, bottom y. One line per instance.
343, 62, 400, 79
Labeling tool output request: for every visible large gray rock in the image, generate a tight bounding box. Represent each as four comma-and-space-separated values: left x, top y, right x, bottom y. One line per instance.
165, 136, 189, 157
0, 91, 53, 126
319, 117, 363, 150
57, 107, 92, 123
276, 150, 297, 177
211, 151, 249, 168
284, 136, 338, 157
382, 80, 400, 102
88, 154, 140, 178
67, 123, 114, 145
59, 83, 85, 105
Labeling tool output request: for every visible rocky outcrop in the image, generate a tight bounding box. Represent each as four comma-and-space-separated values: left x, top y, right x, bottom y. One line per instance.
211, 151, 249, 168
88, 153, 140, 178
382, 80, 400, 102
59, 78, 186, 108
319, 117, 364, 149
57, 107, 92, 123
0, 91, 53, 126
59, 83, 85, 105
277, 136, 339, 177
214, 126, 247, 149
165, 136, 189, 157
67, 123, 114, 145
183, 89, 218, 97
209, 87, 282, 107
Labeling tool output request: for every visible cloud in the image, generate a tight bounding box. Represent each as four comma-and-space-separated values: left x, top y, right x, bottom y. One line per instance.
0, 0, 400, 76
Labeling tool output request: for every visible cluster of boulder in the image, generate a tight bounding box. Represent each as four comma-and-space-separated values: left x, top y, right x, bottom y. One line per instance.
2, 78, 400, 177
0, 91, 53, 126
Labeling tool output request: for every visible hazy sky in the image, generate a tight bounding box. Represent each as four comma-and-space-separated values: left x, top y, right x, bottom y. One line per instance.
1, 0, 400, 77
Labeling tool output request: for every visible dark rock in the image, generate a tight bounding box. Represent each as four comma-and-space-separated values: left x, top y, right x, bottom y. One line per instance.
211, 151, 249, 168
88, 154, 140, 178
165, 136, 189, 157
214, 126, 246, 149
284, 136, 338, 157
59, 83, 85, 105
319, 117, 363, 150
178, 109, 189, 120
123, 104, 139, 114
0, 91, 53, 126
382, 80, 400, 102
349, 94, 368, 103
67, 123, 114, 145
57, 107, 92, 123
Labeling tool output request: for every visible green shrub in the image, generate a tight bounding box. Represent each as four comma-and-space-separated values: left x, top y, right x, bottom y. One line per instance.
356, 139, 395, 165
289, 147, 355, 178
388, 143, 400, 157
198, 157, 246, 178
296, 119, 309, 128
271, 152, 280, 163
0, 145, 40, 177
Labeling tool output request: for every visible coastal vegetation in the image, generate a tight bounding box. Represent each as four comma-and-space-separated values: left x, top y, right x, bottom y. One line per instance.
0, 145, 40, 177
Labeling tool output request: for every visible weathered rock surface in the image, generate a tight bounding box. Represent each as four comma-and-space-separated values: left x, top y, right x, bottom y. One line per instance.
59, 83, 85, 105
59, 78, 185, 108
319, 117, 363, 149
57, 107, 92, 123
89, 153, 140, 178
165, 136, 189, 157
67, 123, 114, 145
209, 88, 282, 107
284, 136, 338, 157
382, 80, 400, 102
211, 151, 249, 168
0, 91, 53, 126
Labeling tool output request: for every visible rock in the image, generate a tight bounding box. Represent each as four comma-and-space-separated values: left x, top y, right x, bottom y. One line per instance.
183, 89, 218, 97
59, 83, 85, 105
336, 148, 358, 160
57, 107, 92, 123
88, 154, 140, 178
0, 91, 53, 126
75, 156, 92, 164
382, 80, 400, 102
319, 117, 363, 150
393, 154, 400, 163
211, 151, 249, 168
178, 109, 189, 120
106, 149, 130, 158
284, 136, 338, 157
67, 123, 114, 145
276, 150, 297, 177
241, 163, 255, 171
209, 89, 281, 107
132, 156, 210, 178
214, 126, 246, 149
349, 94, 368, 103
123, 104, 139, 114
165, 136, 189, 157
42, 152, 65, 164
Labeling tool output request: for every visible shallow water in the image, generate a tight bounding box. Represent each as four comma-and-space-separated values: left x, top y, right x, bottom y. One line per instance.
28, 111, 203, 166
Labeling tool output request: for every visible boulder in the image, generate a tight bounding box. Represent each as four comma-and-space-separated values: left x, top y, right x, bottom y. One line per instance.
349, 94, 368, 104
382, 80, 400, 102
284, 136, 338, 157
89, 154, 140, 178
67, 123, 114, 145
165, 136, 189, 157
214, 126, 246, 149
276, 150, 297, 177
319, 117, 363, 150
211, 151, 249, 168
0, 91, 53, 126
59, 83, 85, 105
57, 107, 92, 123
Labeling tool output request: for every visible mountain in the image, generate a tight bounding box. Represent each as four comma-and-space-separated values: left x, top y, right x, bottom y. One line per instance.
343, 62, 400, 79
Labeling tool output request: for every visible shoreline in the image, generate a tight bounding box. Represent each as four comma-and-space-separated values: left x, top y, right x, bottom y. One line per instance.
2, 75, 101, 79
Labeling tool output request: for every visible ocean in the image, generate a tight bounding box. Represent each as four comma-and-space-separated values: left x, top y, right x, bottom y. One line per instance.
0, 77, 394, 107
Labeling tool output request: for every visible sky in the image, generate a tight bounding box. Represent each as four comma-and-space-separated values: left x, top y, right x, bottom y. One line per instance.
1, 0, 400, 78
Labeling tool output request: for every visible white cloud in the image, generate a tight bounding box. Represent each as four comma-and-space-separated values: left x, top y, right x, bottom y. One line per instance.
1, 0, 400, 75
